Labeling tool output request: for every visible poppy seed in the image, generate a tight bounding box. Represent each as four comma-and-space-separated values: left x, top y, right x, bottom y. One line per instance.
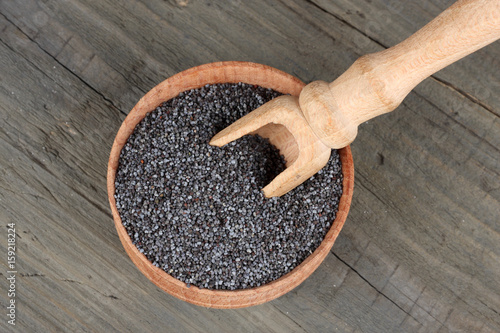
114, 83, 343, 290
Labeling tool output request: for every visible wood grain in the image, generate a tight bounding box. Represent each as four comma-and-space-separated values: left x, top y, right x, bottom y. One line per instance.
1, 0, 499, 331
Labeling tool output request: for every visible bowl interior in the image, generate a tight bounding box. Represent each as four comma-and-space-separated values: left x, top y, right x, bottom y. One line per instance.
107, 61, 354, 308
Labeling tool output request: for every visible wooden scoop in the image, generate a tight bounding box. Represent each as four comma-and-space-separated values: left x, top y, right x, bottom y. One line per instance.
211, 0, 500, 197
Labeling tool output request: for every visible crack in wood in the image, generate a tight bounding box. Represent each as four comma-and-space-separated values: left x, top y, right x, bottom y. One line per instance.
273, 306, 308, 332
303, 0, 389, 49
330, 251, 422, 326
301, 0, 496, 118
478, 299, 500, 317
0, 12, 127, 117
1, 133, 113, 220
430, 76, 499, 117
20, 273, 46, 278
404, 93, 500, 154
62, 278, 120, 300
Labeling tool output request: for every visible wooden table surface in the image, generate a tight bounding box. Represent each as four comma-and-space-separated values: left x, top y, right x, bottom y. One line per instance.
1, 0, 499, 332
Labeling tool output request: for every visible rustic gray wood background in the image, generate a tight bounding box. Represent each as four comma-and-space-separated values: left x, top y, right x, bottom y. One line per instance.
1, 0, 499, 332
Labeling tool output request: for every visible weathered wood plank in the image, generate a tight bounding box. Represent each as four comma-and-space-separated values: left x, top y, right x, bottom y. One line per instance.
1, 0, 499, 332
0, 16, 305, 333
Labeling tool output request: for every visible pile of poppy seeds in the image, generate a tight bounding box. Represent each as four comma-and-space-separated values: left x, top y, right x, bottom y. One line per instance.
114, 83, 343, 290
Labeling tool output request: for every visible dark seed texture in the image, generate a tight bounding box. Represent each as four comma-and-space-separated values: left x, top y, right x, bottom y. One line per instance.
114, 83, 343, 290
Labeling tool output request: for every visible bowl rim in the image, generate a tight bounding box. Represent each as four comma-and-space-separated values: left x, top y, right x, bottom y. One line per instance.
107, 61, 354, 308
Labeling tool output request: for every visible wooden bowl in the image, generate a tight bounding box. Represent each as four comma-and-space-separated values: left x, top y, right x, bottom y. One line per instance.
107, 61, 354, 308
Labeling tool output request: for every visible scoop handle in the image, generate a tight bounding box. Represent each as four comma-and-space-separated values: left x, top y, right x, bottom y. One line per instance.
299, 0, 500, 149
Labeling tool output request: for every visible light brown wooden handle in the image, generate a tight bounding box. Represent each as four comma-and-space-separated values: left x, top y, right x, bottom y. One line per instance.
299, 0, 500, 148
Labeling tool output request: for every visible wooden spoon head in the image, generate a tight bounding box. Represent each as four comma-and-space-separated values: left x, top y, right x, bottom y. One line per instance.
210, 95, 331, 197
